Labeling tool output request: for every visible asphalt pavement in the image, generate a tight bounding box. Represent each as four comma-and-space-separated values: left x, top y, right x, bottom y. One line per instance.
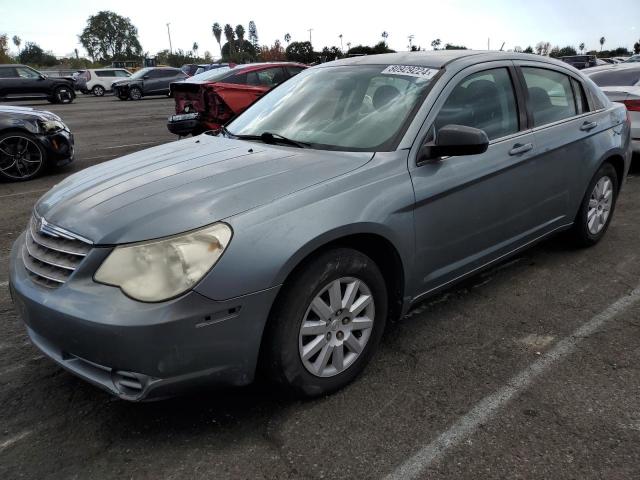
0, 95, 639, 479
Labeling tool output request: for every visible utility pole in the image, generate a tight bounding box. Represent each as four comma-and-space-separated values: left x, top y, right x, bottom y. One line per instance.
408, 34, 414, 50
166, 23, 173, 54
487, 37, 490, 50
307, 28, 313, 44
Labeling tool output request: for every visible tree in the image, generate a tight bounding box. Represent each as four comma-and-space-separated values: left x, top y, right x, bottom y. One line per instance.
523, 46, 534, 54
224, 24, 235, 55
79, 11, 142, 62
286, 41, 315, 63
635, 41, 640, 55
221, 40, 257, 63
599, 36, 605, 52
321, 46, 343, 61
431, 38, 441, 50
12, 35, 21, 54
235, 25, 245, 52
284, 33, 291, 45
0, 34, 11, 63
347, 42, 396, 56
579, 42, 585, 53
382, 31, 389, 41
444, 43, 467, 50
212, 23, 222, 57
192, 42, 199, 57
535, 41, 551, 56
248, 21, 259, 49
259, 40, 286, 61
203, 50, 212, 62
19, 42, 58, 66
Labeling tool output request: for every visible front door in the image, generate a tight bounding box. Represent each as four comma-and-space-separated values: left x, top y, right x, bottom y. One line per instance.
408, 63, 566, 300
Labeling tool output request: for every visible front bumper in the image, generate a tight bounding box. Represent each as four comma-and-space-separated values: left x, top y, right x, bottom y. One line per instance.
9, 233, 280, 401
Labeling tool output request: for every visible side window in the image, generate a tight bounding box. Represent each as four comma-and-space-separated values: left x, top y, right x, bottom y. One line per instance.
95, 70, 110, 77
16, 67, 40, 79
225, 73, 247, 84
0, 67, 17, 78
434, 67, 519, 141
256, 67, 286, 86
571, 78, 589, 114
286, 66, 305, 77
522, 67, 577, 127
117, 70, 131, 77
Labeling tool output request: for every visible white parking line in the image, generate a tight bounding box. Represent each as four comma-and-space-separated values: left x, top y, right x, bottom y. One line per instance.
0, 430, 32, 452
0, 281, 8, 288
0, 189, 48, 199
385, 285, 640, 480
100, 141, 162, 150
0, 364, 26, 377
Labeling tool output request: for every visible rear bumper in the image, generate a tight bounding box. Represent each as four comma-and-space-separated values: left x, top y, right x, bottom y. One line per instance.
167, 117, 203, 136
9, 233, 280, 401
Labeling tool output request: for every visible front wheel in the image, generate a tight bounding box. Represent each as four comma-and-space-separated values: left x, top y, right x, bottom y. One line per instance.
263, 248, 387, 397
52, 86, 74, 104
569, 162, 619, 247
92, 85, 105, 96
0, 132, 46, 181
129, 87, 142, 100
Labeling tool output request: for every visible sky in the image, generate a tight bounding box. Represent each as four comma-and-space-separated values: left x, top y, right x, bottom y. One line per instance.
0, 0, 638, 59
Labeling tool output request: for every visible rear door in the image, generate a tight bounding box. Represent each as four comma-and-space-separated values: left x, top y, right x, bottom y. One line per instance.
143, 69, 165, 94
514, 61, 611, 218
0, 66, 18, 95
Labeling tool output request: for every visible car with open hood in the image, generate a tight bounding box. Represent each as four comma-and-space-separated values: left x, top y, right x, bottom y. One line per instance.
0, 105, 74, 181
9, 51, 632, 401
167, 62, 306, 136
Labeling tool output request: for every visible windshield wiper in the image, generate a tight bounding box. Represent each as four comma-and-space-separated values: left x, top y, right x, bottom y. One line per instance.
218, 126, 309, 148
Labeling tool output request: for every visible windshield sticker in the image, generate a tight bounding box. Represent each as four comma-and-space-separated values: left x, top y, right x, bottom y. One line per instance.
381, 65, 438, 79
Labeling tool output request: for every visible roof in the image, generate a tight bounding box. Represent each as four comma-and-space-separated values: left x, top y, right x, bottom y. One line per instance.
322, 50, 570, 69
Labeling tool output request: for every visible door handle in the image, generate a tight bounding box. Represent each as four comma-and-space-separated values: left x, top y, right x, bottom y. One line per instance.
580, 121, 598, 131
509, 143, 533, 155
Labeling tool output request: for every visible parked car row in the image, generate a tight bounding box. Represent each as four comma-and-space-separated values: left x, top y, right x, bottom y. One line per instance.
112, 67, 187, 100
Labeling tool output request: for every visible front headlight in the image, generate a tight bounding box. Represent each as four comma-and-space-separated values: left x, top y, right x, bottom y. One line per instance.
94, 223, 232, 302
40, 120, 66, 133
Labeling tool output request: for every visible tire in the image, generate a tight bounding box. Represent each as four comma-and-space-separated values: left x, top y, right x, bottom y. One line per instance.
0, 131, 46, 181
569, 162, 619, 247
92, 85, 105, 96
263, 248, 387, 397
52, 85, 74, 104
129, 87, 142, 100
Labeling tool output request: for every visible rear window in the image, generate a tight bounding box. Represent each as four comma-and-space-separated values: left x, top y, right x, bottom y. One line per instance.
588, 68, 640, 87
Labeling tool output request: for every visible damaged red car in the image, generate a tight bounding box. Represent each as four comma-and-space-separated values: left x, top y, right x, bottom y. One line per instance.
167, 62, 307, 136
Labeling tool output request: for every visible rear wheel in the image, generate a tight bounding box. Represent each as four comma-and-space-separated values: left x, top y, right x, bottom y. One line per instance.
0, 132, 46, 181
52, 86, 74, 104
92, 85, 105, 96
569, 162, 619, 247
263, 248, 387, 397
129, 87, 142, 100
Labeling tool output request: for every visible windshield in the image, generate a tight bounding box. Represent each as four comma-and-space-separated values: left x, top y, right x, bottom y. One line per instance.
187, 66, 234, 83
130, 68, 152, 79
227, 65, 437, 151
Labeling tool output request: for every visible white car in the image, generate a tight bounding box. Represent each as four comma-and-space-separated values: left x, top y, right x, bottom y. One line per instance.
78, 68, 131, 96
587, 64, 640, 153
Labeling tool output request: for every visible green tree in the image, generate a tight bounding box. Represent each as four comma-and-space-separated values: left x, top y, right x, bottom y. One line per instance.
79, 11, 142, 62
579, 42, 585, 53
221, 40, 257, 62
444, 43, 467, 50
248, 21, 259, 49
212, 23, 222, 57
550, 45, 577, 58
12, 35, 21, 54
634, 41, 640, 54
599, 36, 605, 52
523, 46, 534, 54
224, 24, 235, 55
286, 41, 315, 63
19, 42, 57, 66
431, 38, 441, 50
321, 46, 343, 61
235, 25, 245, 53
0, 34, 11, 63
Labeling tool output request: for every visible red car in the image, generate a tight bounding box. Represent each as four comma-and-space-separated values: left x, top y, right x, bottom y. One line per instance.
167, 62, 307, 136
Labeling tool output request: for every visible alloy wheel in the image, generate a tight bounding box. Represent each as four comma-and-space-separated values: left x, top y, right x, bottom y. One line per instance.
298, 277, 375, 378
587, 176, 613, 235
0, 136, 44, 180
56, 87, 72, 104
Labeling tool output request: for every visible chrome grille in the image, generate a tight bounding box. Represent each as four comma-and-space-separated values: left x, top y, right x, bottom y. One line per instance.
22, 214, 92, 288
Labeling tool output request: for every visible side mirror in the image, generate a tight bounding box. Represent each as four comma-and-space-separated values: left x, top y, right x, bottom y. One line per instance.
39, 74, 47, 80
419, 124, 489, 162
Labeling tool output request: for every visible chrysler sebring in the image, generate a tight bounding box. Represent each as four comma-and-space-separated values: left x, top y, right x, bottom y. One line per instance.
9, 51, 632, 400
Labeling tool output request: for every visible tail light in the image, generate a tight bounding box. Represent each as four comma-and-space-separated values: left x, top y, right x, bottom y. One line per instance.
622, 99, 640, 111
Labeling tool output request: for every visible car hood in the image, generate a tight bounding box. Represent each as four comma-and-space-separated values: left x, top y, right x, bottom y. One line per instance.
36, 134, 373, 244
0, 105, 61, 121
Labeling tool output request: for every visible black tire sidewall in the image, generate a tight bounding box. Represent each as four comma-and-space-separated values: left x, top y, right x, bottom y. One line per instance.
265, 248, 388, 397
0, 131, 46, 181
54, 86, 73, 104
573, 162, 619, 246
129, 87, 142, 100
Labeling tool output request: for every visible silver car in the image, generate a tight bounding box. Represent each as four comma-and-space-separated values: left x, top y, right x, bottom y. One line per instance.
586, 63, 640, 153
9, 51, 632, 401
